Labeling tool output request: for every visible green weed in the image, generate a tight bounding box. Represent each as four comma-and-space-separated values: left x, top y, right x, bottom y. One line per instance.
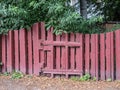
11, 71, 24, 79
79, 74, 91, 81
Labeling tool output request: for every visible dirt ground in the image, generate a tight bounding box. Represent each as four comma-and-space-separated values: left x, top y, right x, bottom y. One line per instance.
0, 75, 120, 90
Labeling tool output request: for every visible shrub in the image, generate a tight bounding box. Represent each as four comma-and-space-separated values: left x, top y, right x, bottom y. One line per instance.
0, 0, 103, 34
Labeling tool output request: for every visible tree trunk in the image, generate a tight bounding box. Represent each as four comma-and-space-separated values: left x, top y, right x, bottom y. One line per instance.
79, 0, 87, 19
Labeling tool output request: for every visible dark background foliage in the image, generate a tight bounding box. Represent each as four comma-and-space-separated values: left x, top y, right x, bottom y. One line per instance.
0, 0, 119, 34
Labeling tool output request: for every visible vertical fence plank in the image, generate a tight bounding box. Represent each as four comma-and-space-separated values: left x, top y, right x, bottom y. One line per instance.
79, 34, 83, 75
76, 33, 82, 75
91, 34, 96, 77
46, 50, 51, 69
95, 34, 99, 80
19, 29, 26, 74
106, 32, 111, 79
46, 27, 54, 70
14, 30, 19, 71
65, 33, 69, 77
75, 33, 80, 70
46, 28, 51, 69
2, 35, 7, 72
56, 35, 61, 70
7, 31, 14, 72
110, 32, 114, 80
50, 27, 54, 70
27, 29, 33, 74
61, 47, 66, 69
33, 23, 39, 75
115, 30, 120, 80
61, 34, 66, 69
50, 27, 54, 77
47, 28, 53, 69
85, 34, 90, 74
100, 34, 105, 80
40, 22, 45, 70
70, 33, 75, 70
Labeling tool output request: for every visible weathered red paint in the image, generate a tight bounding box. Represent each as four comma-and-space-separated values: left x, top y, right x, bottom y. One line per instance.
100, 34, 105, 80
61, 34, 66, 70
2, 35, 6, 72
27, 29, 33, 74
65, 33, 69, 71
56, 35, 61, 70
76, 33, 82, 76
79, 34, 83, 75
7, 31, 13, 72
40, 22, 45, 70
14, 30, 19, 71
70, 33, 75, 70
85, 34, 90, 74
19, 29, 26, 74
106, 32, 111, 79
33, 23, 39, 75
46, 28, 51, 69
91, 34, 96, 77
61, 47, 66, 69
110, 32, 114, 80
95, 34, 98, 80
115, 30, 120, 80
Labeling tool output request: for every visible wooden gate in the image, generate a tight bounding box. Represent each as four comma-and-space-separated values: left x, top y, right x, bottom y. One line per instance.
33, 22, 83, 77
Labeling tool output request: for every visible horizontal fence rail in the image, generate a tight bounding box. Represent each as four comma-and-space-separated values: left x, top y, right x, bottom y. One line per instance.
0, 22, 120, 80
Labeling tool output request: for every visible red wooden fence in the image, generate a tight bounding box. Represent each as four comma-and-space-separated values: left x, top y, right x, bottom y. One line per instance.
0, 22, 120, 80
